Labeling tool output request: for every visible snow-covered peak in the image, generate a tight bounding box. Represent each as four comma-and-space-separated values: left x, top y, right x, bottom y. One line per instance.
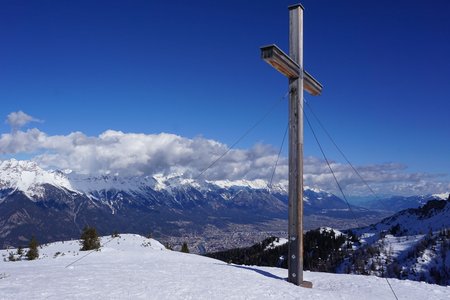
432, 192, 449, 200
68, 173, 158, 195
152, 173, 202, 192
304, 186, 333, 196
208, 179, 269, 190
305, 186, 324, 194
0, 159, 74, 198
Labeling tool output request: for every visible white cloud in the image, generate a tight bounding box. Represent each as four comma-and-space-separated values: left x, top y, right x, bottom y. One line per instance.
302, 157, 447, 196
6, 111, 41, 131
0, 111, 448, 196
0, 128, 46, 154
0, 127, 281, 180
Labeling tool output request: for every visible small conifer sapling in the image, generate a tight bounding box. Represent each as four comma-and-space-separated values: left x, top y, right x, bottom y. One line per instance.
181, 242, 190, 253
26, 236, 39, 260
80, 226, 101, 251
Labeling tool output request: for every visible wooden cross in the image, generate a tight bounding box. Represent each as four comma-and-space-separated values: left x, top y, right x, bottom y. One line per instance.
261, 4, 322, 287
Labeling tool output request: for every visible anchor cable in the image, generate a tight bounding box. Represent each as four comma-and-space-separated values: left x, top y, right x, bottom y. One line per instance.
304, 111, 358, 221
65, 236, 117, 268
305, 100, 405, 219
268, 122, 288, 190
304, 102, 399, 300
195, 92, 288, 180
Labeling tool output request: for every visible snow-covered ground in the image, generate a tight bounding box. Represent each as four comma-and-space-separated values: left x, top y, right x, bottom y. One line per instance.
265, 237, 288, 250
319, 226, 345, 236
0, 234, 448, 299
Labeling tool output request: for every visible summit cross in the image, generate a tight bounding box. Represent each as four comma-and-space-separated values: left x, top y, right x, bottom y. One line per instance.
260, 3, 323, 287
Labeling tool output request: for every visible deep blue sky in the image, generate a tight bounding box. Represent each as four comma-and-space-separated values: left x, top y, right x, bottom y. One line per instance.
1, 0, 449, 180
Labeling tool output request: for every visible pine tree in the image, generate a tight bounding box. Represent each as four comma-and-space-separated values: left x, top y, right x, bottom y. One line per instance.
80, 226, 101, 251
181, 242, 189, 253
26, 236, 39, 260
164, 242, 173, 250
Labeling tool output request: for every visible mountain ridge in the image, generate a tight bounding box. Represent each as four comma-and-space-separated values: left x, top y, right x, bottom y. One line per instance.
0, 159, 441, 252
0, 159, 352, 249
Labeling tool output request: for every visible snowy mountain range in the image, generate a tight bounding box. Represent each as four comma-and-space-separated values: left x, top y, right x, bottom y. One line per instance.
0, 159, 369, 249
0, 159, 444, 252
1, 233, 448, 299
0, 159, 285, 199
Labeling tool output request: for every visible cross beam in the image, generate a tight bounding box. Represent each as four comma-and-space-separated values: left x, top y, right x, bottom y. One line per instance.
261, 45, 322, 96
260, 4, 322, 288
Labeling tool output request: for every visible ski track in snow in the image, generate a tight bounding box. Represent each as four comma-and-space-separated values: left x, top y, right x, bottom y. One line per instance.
0, 234, 448, 300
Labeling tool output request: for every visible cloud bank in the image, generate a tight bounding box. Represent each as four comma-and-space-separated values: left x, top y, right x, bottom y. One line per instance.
0, 111, 448, 196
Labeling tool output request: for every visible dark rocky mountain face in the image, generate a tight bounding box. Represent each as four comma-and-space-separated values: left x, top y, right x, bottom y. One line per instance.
0, 188, 116, 248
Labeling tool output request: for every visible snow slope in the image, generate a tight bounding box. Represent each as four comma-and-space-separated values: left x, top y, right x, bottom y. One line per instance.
433, 192, 449, 200
0, 234, 448, 299
338, 200, 450, 285
356, 199, 450, 238
265, 237, 288, 250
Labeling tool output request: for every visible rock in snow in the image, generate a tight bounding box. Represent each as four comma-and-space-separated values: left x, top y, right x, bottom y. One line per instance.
0, 234, 448, 299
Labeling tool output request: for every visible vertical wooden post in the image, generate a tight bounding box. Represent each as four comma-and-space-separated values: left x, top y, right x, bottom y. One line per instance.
288, 4, 306, 286
260, 3, 321, 287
